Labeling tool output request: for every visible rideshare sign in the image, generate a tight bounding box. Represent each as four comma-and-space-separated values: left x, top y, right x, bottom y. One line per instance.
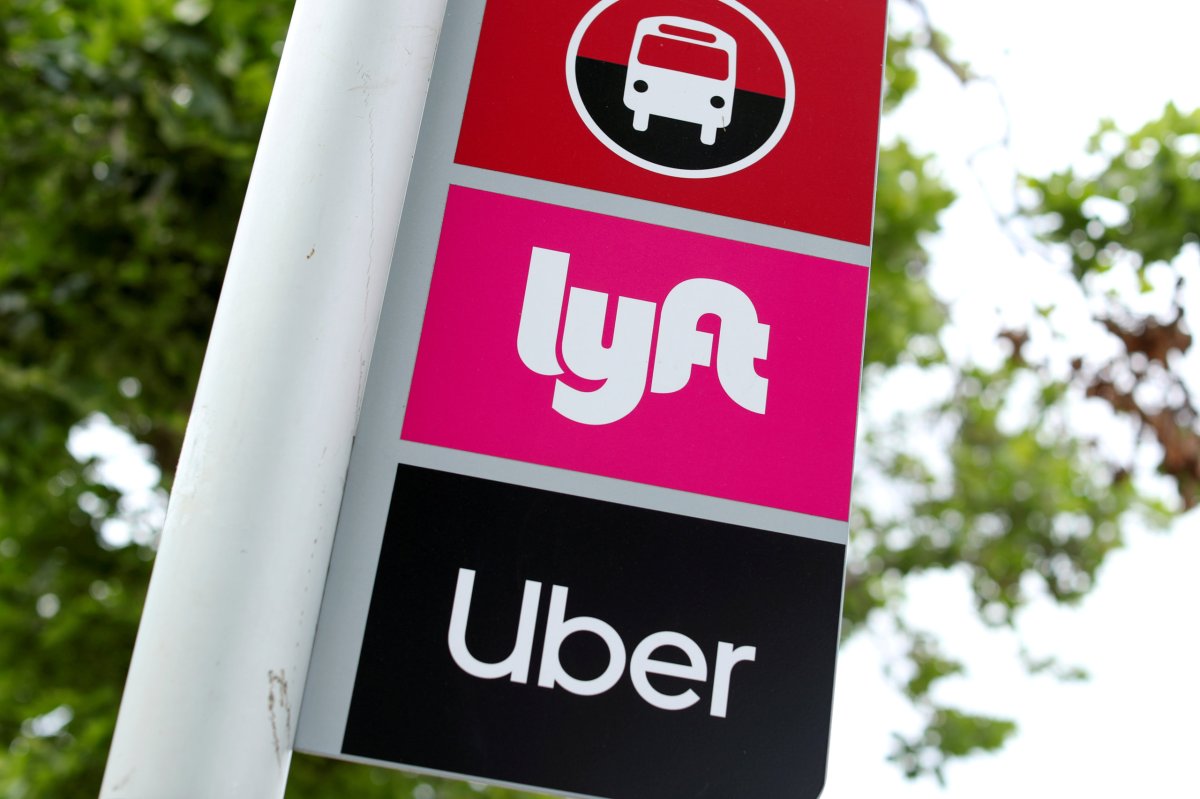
402, 188, 867, 520
297, 2, 889, 797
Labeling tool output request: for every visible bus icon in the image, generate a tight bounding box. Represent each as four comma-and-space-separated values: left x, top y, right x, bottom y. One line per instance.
623, 16, 737, 146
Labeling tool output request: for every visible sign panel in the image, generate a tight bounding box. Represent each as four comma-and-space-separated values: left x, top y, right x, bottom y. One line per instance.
456, 0, 887, 241
298, 1, 887, 797
402, 185, 868, 520
342, 465, 844, 799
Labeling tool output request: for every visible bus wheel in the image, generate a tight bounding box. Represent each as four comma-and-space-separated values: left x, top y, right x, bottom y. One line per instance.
633, 110, 649, 132
700, 124, 716, 145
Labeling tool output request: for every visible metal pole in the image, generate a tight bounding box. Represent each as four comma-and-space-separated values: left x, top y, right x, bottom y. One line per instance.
100, 1, 447, 796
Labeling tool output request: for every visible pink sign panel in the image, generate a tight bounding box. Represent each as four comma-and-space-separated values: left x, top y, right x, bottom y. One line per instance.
402, 186, 868, 521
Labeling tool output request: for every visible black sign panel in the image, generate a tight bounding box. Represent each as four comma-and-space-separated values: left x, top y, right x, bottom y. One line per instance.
342, 464, 845, 799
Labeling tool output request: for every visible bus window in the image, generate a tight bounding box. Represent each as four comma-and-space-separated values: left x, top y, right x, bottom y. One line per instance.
638, 35, 729, 81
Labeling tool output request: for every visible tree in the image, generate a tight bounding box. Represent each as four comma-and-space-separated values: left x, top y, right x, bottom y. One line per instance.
1, 0, 1194, 795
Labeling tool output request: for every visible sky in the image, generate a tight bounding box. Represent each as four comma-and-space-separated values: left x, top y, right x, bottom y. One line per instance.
826, 0, 1200, 795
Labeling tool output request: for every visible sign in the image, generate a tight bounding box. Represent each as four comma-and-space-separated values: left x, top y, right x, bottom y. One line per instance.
297, 1, 888, 797
402, 186, 867, 519
341, 465, 843, 799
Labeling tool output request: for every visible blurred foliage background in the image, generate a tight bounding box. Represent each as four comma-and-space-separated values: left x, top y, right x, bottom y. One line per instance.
2, 0, 1197, 796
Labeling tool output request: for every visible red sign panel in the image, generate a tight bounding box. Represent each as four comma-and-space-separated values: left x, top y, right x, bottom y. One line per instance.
455, 0, 888, 244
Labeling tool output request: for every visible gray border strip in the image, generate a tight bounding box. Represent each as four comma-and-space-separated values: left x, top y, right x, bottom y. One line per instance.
451, 164, 872, 266
295, 0, 488, 757
397, 441, 849, 543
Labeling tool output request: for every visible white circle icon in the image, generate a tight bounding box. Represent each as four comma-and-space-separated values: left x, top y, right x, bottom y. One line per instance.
566, 0, 795, 179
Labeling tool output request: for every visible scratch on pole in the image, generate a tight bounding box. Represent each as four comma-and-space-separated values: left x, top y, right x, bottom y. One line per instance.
267, 669, 293, 768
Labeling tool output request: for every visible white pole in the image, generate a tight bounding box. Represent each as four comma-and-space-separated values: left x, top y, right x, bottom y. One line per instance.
100, 1, 447, 796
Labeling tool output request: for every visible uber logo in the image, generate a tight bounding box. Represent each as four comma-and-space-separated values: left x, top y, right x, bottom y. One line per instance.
342, 464, 846, 799
448, 567, 757, 717
517, 246, 770, 425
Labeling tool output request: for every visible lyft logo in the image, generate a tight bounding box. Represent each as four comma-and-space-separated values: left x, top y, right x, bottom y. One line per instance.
516, 247, 770, 425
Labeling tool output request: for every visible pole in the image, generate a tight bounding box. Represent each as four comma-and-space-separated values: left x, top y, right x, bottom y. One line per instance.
99, 0, 448, 796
